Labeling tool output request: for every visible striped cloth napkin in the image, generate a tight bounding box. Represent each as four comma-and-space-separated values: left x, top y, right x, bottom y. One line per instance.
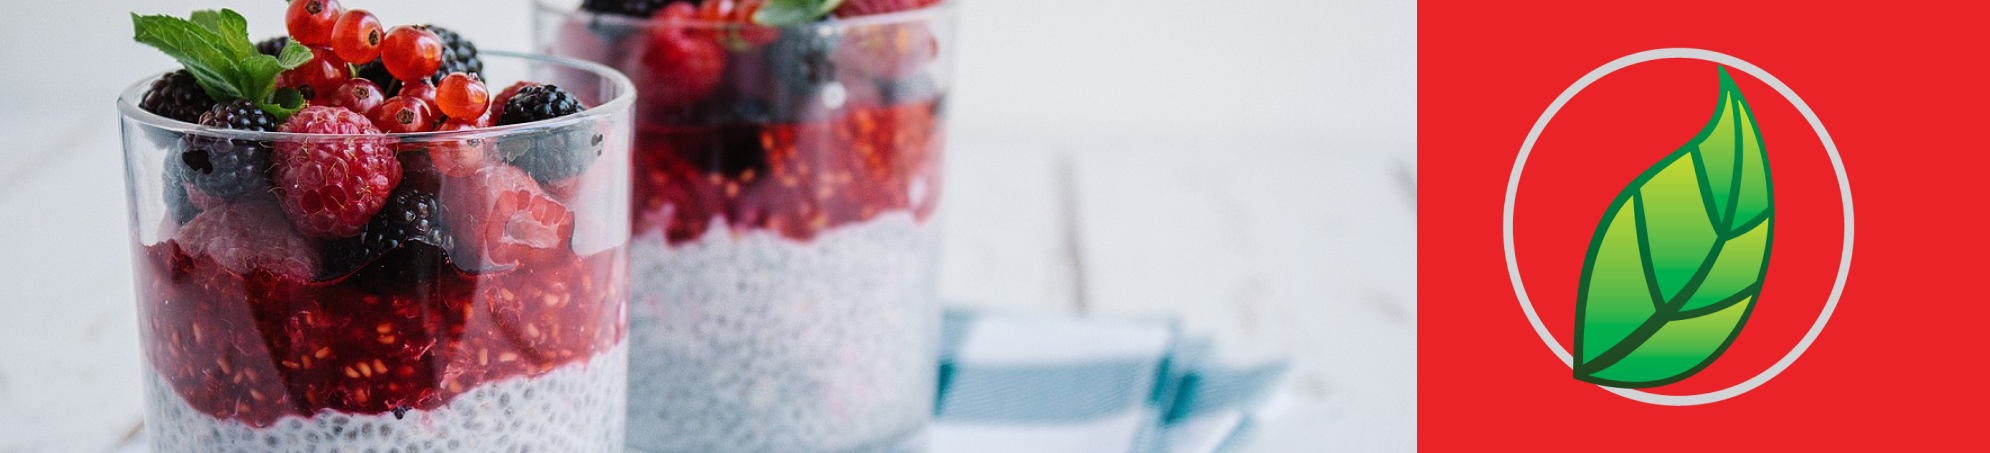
924, 309, 1289, 453
118, 310, 1287, 453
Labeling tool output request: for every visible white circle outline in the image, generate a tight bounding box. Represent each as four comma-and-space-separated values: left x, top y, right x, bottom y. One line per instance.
1502, 48, 1854, 406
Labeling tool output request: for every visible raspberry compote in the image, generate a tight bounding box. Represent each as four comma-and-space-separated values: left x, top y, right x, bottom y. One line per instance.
539, 1, 955, 451
122, 8, 636, 449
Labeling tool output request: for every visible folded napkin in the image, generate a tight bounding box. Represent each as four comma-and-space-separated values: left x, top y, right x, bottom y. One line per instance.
926, 309, 1289, 453
118, 310, 1287, 453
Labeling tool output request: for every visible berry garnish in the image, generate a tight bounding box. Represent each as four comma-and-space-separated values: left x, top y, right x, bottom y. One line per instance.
629, 3, 725, 109
443, 164, 575, 270
436, 73, 490, 120
496, 84, 603, 182
430, 118, 492, 178
694, 0, 778, 47
381, 26, 444, 82
321, 185, 450, 279
162, 154, 202, 225
284, 0, 344, 46
398, 79, 439, 107
831, 0, 940, 18
371, 96, 438, 134
279, 46, 351, 102
330, 9, 384, 63
489, 81, 535, 121
175, 100, 278, 199
324, 78, 387, 116
255, 36, 291, 57
273, 106, 401, 239
580, 0, 686, 17
424, 25, 485, 85
176, 197, 321, 279
139, 70, 215, 124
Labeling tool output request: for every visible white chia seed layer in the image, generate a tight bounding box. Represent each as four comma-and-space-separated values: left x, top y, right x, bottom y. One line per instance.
144, 343, 628, 453
627, 212, 939, 453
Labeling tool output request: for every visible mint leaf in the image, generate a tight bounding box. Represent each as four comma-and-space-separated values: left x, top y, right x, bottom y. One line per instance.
1573, 67, 1774, 388
755, 0, 846, 26
260, 88, 307, 120
133, 9, 312, 120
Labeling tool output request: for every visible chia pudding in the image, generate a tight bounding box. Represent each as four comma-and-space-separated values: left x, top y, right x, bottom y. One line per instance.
120, 5, 636, 450
538, 0, 954, 450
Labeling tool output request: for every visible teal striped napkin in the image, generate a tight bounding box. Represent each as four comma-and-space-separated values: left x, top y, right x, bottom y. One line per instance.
926, 310, 1289, 453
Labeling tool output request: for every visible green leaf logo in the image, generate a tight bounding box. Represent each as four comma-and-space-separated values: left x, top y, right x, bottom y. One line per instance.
1574, 66, 1773, 388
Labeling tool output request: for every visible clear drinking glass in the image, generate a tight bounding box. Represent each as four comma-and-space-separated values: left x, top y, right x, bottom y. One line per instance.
118, 51, 635, 452
534, 1, 956, 452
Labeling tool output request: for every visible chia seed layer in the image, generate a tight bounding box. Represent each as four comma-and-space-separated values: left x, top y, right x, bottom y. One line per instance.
627, 212, 939, 453
144, 343, 628, 453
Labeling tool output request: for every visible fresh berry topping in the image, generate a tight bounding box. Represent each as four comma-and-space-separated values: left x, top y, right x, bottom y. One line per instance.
324, 78, 387, 116
398, 79, 439, 105
162, 154, 202, 225
443, 165, 575, 270
273, 106, 402, 239
430, 118, 492, 177
381, 26, 444, 82
580, 0, 686, 17
329, 9, 384, 63
691, 0, 778, 46
321, 185, 450, 279
285, 0, 345, 46
371, 96, 438, 133
489, 81, 535, 121
424, 25, 484, 85
832, 0, 940, 17
496, 84, 603, 182
436, 73, 491, 121
255, 36, 291, 57
175, 100, 277, 199
628, 3, 726, 109
139, 70, 216, 124
279, 46, 351, 102
354, 58, 398, 92
175, 197, 321, 279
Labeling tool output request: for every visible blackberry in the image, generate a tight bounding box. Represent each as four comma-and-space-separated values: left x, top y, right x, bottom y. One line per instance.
162, 153, 201, 225
580, 0, 687, 17
139, 70, 215, 124
763, 31, 840, 121
175, 100, 276, 199
423, 25, 484, 85
495, 84, 603, 182
255, 36, 290, 57
674, 97, 771, 175
355, 59, 399, 93
321, 187, 451, 280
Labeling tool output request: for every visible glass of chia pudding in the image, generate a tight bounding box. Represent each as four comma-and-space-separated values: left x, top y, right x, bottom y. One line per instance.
119, 4, 635, 451
535, 0, 954, 451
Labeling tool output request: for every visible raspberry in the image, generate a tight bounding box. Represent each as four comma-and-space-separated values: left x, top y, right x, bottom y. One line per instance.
255, 36, 291, 57
496, 84, 603, 182
443, 165, 574, 270
831, 0, 940, 17
273, 106, 402, 239
321, 185, 450, 279
139, 70, 215, 124
580, 0, 686, 17
424, 25, 484, 85
175, 197, 321, 279
627, 3, 725, 110
175, 100, 277, 199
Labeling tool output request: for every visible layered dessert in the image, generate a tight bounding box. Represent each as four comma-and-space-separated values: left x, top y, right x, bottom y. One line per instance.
123, 3, 631, 451
541, 0, 952, 451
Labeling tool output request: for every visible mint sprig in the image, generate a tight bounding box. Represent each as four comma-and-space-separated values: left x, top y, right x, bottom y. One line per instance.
754, 0, 846, 26
133, 9, 310, 120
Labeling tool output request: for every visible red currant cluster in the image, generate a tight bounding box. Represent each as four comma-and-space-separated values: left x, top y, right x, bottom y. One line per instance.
283, 0, 491, 133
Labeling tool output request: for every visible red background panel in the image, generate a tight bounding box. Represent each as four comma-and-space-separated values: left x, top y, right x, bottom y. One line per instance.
1421, 2, 1987, 450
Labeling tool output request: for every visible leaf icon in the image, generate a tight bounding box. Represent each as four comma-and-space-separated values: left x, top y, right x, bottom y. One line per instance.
1574, 66, 1773, 388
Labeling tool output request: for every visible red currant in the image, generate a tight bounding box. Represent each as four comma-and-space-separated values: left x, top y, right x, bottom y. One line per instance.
329, 9, 383, 64
371, 96, 437, 134
430, 118, 490, 177
278, 46, 350, 102
323, 78, 387, 117
380, 26, 444, 82
399, 80, 439, 105
435, 73, 491, 121
285, 0, 344, 46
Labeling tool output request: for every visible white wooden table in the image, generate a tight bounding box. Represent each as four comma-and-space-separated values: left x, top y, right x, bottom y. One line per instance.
0, 1, 1416, 451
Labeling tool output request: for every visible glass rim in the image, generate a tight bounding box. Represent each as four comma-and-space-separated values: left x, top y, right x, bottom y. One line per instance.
116, 50, 636, 141
532, 0, 957, 29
